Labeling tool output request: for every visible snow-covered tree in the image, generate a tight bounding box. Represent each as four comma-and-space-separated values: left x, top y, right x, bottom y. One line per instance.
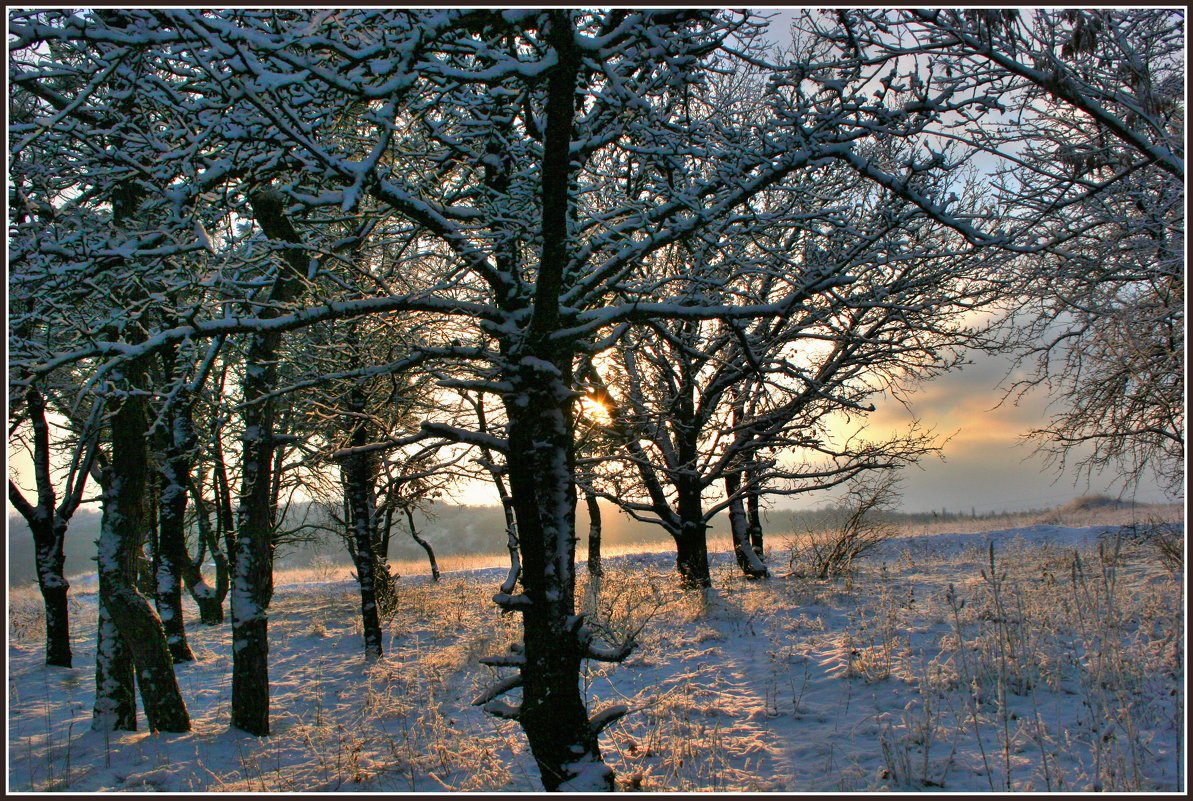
9, 7, 1080, 788
6, 373, 102, 668
10, 8, 200, 731
582, 151, 990, 588
805, 8, 1185, 493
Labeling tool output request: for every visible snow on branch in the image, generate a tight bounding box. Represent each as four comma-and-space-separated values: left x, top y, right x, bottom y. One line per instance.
472, 673, 523, 707
589, 704, 630, 736
420, 422, 507, 454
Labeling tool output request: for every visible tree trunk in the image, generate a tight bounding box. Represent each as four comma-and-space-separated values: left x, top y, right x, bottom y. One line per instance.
213, 430, 237, 560
474, 388, 520, 595
10, 307, 84, 668
185, 476, 227, 624
230, 186, 311, 735
673, 482, 712, 589
93, 568, 136, 731
496, 13, 612, 789
94, 356, 190, 733
155, 403, 196, 662
381, 502, 395, 559
9, 385, 77, 667
488, 470, 520, 595
506, 376, 611, 791
343, 385, 384, 658
581, 490, 602, 615
726, 473, 768, 578
268, 407, 290, 544
745, 466, 765, 561
40, 568, 72, 667
406, 507, 440, 582
584, 490, 602, 580
231, 344, 277, 733
29, 513, 73, 666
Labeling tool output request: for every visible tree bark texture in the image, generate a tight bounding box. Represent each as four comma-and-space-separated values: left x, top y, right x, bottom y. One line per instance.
674, 479, 712, 589
585, 490, 603, 580
746, 475, 765, 561
506, 371, 610, 791
93, 563, 136, 731
726, 472, 769, 578
7, 388, 77, 666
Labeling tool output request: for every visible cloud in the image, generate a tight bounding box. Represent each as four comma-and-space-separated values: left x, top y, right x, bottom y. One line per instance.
811, 349, 1172, 512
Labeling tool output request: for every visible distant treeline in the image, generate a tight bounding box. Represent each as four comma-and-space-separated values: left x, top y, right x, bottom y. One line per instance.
6, 494, 1141, 586
8, 500, 719, 585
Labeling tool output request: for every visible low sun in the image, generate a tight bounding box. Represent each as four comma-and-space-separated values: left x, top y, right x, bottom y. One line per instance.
579, 394, 613, 426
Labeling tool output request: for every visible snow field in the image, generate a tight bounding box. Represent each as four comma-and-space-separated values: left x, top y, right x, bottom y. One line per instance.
8, 521, 1184, 792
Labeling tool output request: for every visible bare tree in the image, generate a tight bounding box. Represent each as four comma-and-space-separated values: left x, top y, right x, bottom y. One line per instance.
807, 9, 1185, 494
6, 377, 102, 667
582, 150, 990, 588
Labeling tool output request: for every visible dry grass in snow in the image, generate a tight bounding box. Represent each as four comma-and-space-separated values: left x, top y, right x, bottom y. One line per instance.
7, 513, 1185, 792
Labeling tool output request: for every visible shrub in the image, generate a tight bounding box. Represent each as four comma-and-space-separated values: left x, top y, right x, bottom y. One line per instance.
789, 471, 902, 579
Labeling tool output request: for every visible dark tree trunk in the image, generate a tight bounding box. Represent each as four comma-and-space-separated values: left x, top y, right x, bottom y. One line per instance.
500, 493, 521, 595
406, 507, 440, 582
745, 466, 765, 561
581, 490, 603, 615
106, 586, 192, 732
268, 407, 290, 544
213, 430, 237, 560
674, 522, 712, 589
231, 334, 277, 734
185, 476, 227, 624
506, 374, 609, 791
381, 502, 395, 559
10, 476, 75, 665
155, 399, 196, 661
94, 355, 190, 733
10, 309, 82, 667
584, 490, 602, 580
40, 567, 72, 666
343, 384, 384, 658
673, 480, 712, 589
495, 13, 613, 790
32, 515, 73, 667
9, 385, 78, 667
230, 187, 310, 735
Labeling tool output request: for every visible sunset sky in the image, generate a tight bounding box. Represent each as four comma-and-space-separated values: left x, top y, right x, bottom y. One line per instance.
846, 348, 1173, 513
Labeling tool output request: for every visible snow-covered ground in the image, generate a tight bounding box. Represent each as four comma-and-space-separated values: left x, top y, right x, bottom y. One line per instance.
8, 521, 1185, 792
